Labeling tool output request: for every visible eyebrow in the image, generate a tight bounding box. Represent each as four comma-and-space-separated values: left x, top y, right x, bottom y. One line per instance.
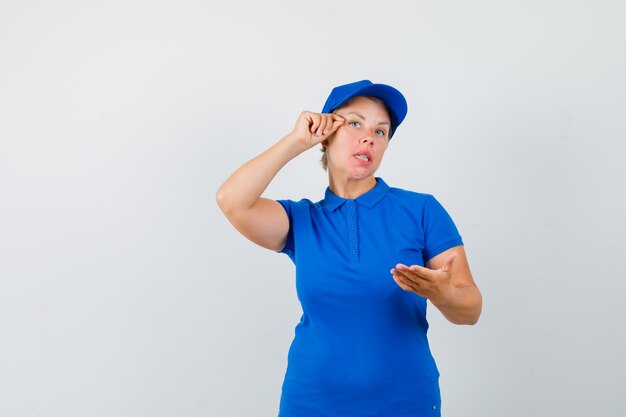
341, 111, 390, 126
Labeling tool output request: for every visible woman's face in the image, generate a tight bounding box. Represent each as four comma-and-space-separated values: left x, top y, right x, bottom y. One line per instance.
324, 96, 391, 181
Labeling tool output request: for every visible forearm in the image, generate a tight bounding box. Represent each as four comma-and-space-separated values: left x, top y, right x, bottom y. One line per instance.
216, 134, 308, 214
431, 285, 482, 325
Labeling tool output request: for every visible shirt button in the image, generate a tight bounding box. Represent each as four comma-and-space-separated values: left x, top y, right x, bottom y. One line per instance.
351, 225, 355, 230
352, 251, 356, 255
349, 203, 354, 208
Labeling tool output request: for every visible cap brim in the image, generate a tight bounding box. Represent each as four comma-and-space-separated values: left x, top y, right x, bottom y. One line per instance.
324, 83, 408, 137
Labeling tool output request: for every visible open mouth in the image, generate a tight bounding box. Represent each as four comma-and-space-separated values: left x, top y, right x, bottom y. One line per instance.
355, 154, 370, 162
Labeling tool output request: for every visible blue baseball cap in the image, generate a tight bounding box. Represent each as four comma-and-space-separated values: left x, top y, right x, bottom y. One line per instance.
321, 80, 408, 138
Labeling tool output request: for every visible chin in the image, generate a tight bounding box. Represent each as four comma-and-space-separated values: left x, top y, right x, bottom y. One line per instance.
349, 169, 377, 180
329, 161, 379, 180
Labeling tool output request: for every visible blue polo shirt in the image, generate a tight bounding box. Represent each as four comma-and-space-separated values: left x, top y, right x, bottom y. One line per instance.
276, 177, 463, 417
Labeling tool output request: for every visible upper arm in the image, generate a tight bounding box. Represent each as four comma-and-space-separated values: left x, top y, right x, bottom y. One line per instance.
426, 245, 477, 289
222, 197, 289, 252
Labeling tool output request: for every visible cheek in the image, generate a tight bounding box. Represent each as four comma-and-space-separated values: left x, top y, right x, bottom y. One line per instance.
328, 140, 353, 157
376, 143, 388, 158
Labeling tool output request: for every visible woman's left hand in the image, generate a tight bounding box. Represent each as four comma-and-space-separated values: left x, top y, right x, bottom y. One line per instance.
390, 252, 459, 306
390, 246, 482, 324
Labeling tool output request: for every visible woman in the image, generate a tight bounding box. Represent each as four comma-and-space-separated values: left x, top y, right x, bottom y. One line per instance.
216, 80, 482, 417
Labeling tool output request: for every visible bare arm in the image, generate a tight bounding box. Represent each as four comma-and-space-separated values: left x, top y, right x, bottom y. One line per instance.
391, 246, 482, 325
215, 112, 345, 251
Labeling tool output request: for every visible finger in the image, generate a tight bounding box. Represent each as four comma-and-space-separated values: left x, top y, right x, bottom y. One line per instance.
394, 272, 427, 296
332, 113, 346, 122
409, 264, 434, 277
317, 114, 331, 136
391, 267, 412, 279
329, 116, 345, 133
318, 114, 331, 136
392, 268, 423, 286
314, 114, 325, 135
396, 263, 434, 282
309, 113, 320, 133
392, 273, 419, 293
323, 114, 340, 134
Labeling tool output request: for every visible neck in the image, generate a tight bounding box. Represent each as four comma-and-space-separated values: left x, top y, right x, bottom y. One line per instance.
327, 172, 377, 199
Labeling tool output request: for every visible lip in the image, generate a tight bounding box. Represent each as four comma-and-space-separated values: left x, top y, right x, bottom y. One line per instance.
353, 150, 373, 165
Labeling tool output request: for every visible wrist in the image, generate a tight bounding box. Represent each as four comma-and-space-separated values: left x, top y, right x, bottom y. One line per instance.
281, 132, 315, 155
430, 286, 459, 309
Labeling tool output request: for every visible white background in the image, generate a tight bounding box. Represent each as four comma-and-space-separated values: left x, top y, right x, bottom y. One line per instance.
1, 1, 625, 416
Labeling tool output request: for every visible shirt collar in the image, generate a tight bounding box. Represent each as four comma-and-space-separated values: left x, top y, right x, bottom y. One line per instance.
322, 177, 390, 211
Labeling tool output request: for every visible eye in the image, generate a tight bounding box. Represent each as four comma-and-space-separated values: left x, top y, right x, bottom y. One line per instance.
375, 129, 387, 136
348, 121, 361, 128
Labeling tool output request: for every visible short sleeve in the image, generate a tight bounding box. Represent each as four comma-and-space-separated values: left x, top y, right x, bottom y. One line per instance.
276, 199, 295, 258
421, 195, 464, 262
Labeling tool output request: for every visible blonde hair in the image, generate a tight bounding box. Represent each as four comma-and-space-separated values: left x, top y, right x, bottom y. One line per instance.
320, 95, 391, 171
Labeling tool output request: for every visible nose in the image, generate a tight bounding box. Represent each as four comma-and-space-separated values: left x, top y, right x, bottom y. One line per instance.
360, 135, 374, 145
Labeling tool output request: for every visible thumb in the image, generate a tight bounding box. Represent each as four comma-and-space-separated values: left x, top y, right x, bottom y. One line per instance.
440, 252, 457, 272
329, 114, 345, 133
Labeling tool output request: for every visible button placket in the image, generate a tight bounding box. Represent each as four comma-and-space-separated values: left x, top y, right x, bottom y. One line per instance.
347, 202, 358, 263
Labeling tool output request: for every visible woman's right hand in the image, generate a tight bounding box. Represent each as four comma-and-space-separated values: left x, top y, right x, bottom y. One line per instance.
217, 111, 344, 252
290, 111, 346, 148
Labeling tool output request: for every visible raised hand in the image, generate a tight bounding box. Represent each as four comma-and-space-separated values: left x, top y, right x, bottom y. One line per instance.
290, 111, 345, 148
